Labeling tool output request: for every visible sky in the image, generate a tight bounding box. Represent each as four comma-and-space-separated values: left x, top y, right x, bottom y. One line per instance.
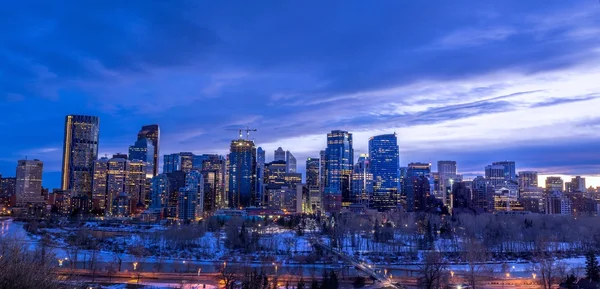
1, 1, 600, 189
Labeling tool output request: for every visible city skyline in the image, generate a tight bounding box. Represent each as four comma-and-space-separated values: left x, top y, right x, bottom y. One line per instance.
2, 2, 600, 189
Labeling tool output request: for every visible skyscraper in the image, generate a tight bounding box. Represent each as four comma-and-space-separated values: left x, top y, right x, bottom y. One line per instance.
351, 154, 373, 205
61, 115, 100, 199
437, 161, 457, 205
228, 138, 257, 208
306, 157, 321, 213
492, 161, 516, 182
177, 170, 204, 222
545, 176, 564, 193
570, 176, 586, 193
137, 125, 160, 177
179, 152, 195, 172
15, 159, 44, 205
485, 165, 506, 186
518, 171, 538, 191
201, 154, 226, 213
106, 156, 128, 216
91, 157, 109, 212
405, 162, 431, 212
369, 134, 399, 210
286, 151, 297, 173
129, 138, 154, 164
324, 130, 353, 212
274, 147, 286, 162
163, 153, 182, 173
256, 147, 266, 205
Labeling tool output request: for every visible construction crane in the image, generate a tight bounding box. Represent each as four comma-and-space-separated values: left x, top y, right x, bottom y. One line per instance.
226, 126, 257, 140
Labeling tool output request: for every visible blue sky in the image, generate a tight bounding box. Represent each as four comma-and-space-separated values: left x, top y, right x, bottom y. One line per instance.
2, 1, 600, 188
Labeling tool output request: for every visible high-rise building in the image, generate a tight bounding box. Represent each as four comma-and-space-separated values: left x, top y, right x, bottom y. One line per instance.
286, 151, 297, 173
137, 125, 160, 177
545, 176, 564, 193
274, 147, 286, 162
0, 177, 16, 198
491, 161, 517, 182
369, 134, 399, 210
518, 171, 538, 191
306, 157, 321, 213
485, 165, 506, 187
128, 159, 151, 211
570, 176, 586, 193
91, 157, 110, 212
150, 174, 169, 218
180, 152, 195, 172
256, 147, 266, 206
15, 159, 44, 205
105, 157, 129, 216
163, 153, 182, 174
177, 170, 204, 221
437, 161, 458, 205
351, 154, 373, 205
319, 150, 327, 195
228, 138, 257, 208
471, 176, 494, 212
200, 154, 226, 213
405, 162, 431, 212
323, 130, 353, 212
129, 138, 154, 164
61, 115, 100, 199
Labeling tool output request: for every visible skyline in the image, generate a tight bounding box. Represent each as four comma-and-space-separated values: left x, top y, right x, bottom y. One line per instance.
2, 1, 600, 188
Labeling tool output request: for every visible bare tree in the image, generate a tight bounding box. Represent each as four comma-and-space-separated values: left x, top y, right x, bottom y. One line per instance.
418, 251, 447, 289
463, 237, 491, 289
0, 237, 62, 289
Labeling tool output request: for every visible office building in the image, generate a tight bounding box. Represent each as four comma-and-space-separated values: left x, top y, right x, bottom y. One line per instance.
437, 161, 458, 205
91, 157, 110, 212
1, 177, 16, 198
492, 161, 517, 182
306, 157, 321, 213
286, 151, 297, 173
405, 162, 431, 212
319, 150, 327, 195
129, 138, 154, 164
150, 174, 169, 217
274, 147, 286, 162
518, 171, 538, 191
256, 147, 266, 206
200, 154, 226, 213
323, 130, 353, 212
351, 154, 373, 205
545, 177, 564, 193
137, 125, 160, 177
369, 134, 399, 210
472, 176, 494, 212
180, 152, 195, 172
61, 115, 100, 200
228, 138, 257, 208
163, 153, 182, 174
15, 159, 44, 205
177, 170, 204, 221
570, 176, 586, 193
485, 165, 506, 187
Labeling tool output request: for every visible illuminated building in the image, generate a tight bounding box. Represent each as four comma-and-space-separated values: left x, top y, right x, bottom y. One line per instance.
15, 159, 44, 205
61, 115, 99, 201
437, 160, 458, 205
177, 170, 204, 222
137, 125, 160, 177
485, 165, 506, 187
228, 138, 257, 208
306, 157, 321, 213
286, 151, 297, 173
369, 134, 399, 210
518, 171, 538, 191
323, 130, 353, 212
91, 157, 109, 212
545, 176, 564, 193
129, 138, 154, 165
200, 154, 226, 213
274, 147, 285, 162
256, 147, 266, 206
405, 162, 431, 212
163, 153, 182, 173
351, 154, 373, 205
492, 161, 517, 182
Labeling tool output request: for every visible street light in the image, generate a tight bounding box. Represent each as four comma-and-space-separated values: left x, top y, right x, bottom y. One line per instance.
58, 259, 64, 267
532, 273, 537, 279
133, 262, 138, 271
223, 261, 227, 269
451, 271, 454, 278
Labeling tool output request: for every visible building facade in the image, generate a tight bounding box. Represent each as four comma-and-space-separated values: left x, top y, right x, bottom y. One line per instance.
323, 130, 353, 212
228, 139, 257, 208
15, 159, 44, 205
137, 125, 160, 177
61, 115, 100, 200
369, 134, 399, 210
